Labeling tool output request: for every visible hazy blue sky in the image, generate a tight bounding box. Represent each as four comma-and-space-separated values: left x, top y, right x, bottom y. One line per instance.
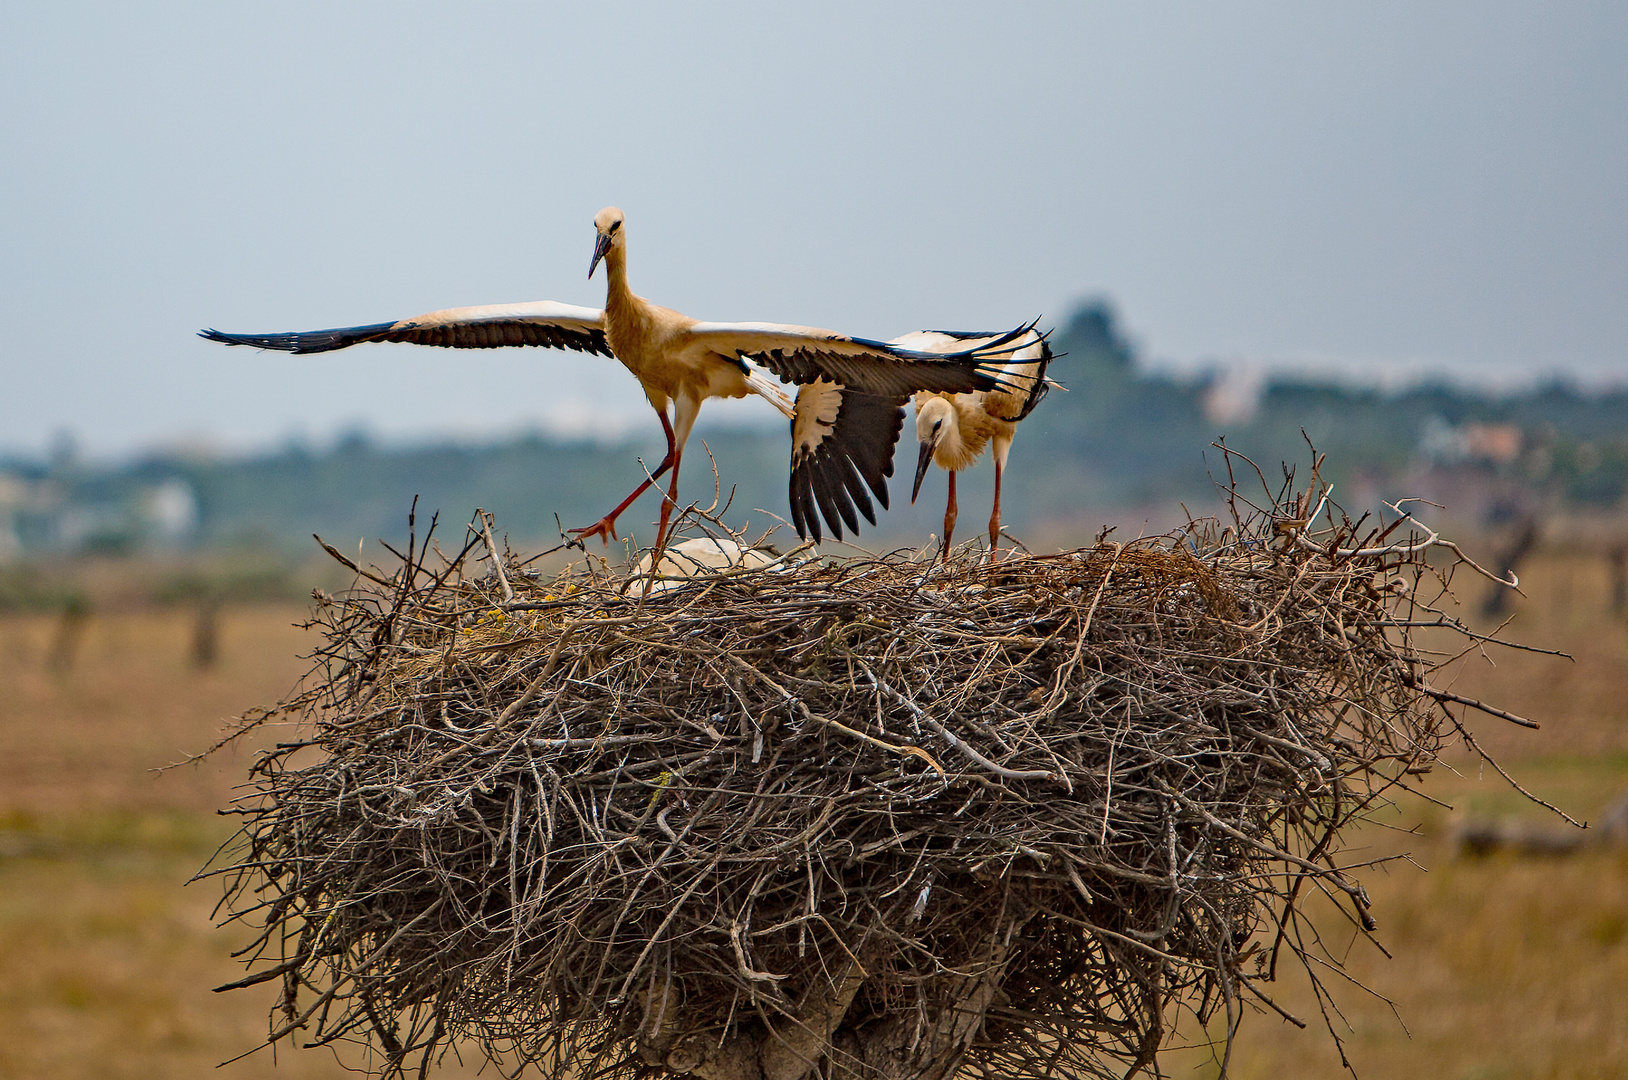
3, 2, 1624, 457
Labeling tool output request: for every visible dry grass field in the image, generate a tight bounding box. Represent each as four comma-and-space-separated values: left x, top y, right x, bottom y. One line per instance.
0, 544, 1624, 1078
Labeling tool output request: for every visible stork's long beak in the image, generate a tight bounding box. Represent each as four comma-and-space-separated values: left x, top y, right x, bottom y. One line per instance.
911, 441, 935, 503
589, 233, 612, 279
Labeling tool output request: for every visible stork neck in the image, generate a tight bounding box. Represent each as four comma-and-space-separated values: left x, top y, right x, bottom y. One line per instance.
602, 247, 635, 313
933, 410, 984, 471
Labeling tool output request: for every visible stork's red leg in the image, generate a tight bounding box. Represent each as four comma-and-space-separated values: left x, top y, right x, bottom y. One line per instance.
940, 470, 959, 564
570, 411, 676, 545
652, 447, 684, 554
987, 456, 1004, 563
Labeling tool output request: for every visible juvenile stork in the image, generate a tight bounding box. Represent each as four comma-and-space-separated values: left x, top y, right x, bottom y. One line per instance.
907, 329, 1054, 562
202, 207, 1030, 550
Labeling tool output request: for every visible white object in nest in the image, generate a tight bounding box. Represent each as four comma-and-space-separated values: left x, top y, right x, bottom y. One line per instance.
629, 538, 781, 594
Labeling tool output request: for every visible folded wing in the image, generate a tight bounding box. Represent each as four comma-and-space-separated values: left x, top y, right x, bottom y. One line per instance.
893, 328, 1055, 422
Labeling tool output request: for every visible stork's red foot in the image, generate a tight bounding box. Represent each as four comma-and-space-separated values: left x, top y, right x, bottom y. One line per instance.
569, 517, 621, 546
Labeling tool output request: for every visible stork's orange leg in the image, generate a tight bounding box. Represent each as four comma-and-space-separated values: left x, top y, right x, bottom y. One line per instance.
652, 447, 684, 554
570, 411, 676, 545
940, 470, 958, 564
987, 457, 1004, 563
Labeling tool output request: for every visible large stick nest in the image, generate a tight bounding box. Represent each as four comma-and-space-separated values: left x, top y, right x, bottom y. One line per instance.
207, 455, 1543, 1079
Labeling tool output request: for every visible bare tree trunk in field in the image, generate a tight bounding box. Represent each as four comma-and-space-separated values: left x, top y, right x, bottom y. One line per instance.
191, 597, 220, 669
1482, 517, 1539, 618
46, 596, 89, 673
1609, 542, 1627, 615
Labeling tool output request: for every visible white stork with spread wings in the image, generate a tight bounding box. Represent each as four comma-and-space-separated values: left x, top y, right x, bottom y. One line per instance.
906, 330, 1054, 562
202, 207, 1033, 549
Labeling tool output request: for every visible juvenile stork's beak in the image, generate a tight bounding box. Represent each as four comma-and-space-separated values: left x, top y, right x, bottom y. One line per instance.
911, 440, 935, 503
589, 233, 612, 279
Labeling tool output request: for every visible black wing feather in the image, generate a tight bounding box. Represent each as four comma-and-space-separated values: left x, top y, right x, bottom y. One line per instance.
807, 456, 851, 542
816, 453, 862, 536
832, 451, 877, 525
789, 388, 906, 542
756, 348, 996, 398
1004, 337, 1056, 422
391, 320, 611, 356
788, 464, 820, 542
198, 323, 399, 354
749, 322, 1038, 398
199, 318, 611, 357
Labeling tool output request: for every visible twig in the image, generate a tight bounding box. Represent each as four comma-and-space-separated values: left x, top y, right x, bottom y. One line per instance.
477, 510, 515, 605
859, 667, 1058, 785
1409, 679, 1541, 729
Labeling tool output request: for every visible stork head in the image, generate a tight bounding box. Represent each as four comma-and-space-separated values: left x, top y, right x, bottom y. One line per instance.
589, 206, 625, 279
911, 395, 954, 502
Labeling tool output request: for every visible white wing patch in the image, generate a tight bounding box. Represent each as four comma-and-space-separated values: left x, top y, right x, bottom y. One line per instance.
741, 358, 795, 418
689, 320, 841, 340
397, 300, 604, 330
792, 379, 845, 459
888, 330, 972, 353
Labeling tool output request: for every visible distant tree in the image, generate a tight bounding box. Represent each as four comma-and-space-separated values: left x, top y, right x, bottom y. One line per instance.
1052, 299, 1135, 376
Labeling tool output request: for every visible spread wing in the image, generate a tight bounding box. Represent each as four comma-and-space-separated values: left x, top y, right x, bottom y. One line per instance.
686, 320, 1036, 397
200, 301, 611, 356
788, 380, 905, 542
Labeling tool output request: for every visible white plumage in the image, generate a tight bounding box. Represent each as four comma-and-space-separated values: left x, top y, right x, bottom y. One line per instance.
626, 537, 782, 594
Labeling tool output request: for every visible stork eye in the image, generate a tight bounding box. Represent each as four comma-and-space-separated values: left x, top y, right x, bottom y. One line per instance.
609, 220, 622, 234
932, 420, 943, 433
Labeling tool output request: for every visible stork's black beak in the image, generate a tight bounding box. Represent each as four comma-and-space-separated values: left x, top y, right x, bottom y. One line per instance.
589, 233, 612, 279
911, 441, 935, 503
